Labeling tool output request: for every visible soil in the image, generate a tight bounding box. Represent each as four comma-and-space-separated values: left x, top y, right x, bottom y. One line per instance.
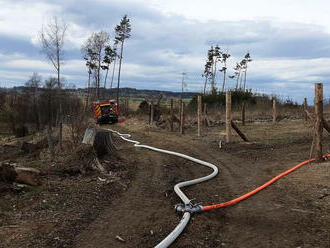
1, 118, 329, 248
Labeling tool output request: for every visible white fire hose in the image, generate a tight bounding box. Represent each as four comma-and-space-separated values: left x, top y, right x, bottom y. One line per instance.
107, 129, 219, 248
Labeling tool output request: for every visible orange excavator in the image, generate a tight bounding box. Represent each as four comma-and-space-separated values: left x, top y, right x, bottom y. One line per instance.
93, 100, 119, 124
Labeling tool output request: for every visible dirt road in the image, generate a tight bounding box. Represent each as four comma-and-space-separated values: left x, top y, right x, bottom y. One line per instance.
74, 123, 330, 248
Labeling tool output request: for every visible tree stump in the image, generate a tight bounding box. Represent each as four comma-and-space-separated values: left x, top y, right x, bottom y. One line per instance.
83, 128, 115, 158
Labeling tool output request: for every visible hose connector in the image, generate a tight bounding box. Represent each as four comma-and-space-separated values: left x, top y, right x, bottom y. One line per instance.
175, 203, 204, 214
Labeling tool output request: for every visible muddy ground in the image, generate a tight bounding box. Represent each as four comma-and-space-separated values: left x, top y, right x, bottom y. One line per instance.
0, 118, 329, 248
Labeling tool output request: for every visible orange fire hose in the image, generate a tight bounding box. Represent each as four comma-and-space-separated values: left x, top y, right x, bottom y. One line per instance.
203, 154, 330, 211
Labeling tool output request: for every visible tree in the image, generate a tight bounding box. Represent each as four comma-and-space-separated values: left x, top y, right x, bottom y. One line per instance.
82, 31, 110, 99
40, 16, 67, 149
202, 60, 212, 95
82, 48, 98, 108
115, 15, 131, 107
205, 45, 222, 95
233, 63, 242, 90
101, 44, 117, 89
40, 17, 67, 88
242, 52, 252, 91
109, 43, 119, 90
219, 52, 231, 92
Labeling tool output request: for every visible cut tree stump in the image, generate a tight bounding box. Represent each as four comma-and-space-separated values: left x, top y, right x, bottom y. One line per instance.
83, 128, 115, 157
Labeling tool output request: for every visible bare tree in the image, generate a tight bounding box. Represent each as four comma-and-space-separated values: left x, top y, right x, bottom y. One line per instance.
115, 15, 131, 107
40, 17, 67, 88
82, 31, 110, 99
40, 16, 67, 149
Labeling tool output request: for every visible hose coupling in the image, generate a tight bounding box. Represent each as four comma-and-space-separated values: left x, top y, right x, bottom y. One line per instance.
175, 203, 204, 214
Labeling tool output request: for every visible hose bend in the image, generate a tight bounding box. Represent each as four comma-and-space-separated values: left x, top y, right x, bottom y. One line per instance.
107, 129, 219, 248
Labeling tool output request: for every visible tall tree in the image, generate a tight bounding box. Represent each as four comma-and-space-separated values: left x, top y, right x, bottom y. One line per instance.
101, 44, 117, 89
40, 16, 67, 149
233, 63, 242, 90
115, 15, 131, 106
40, 17, 67, 88
82, 31, 110, 99
242, 52, 252, 91
82, 49, 97, 108
202, 60, 212, 95
219, 52, 231, 92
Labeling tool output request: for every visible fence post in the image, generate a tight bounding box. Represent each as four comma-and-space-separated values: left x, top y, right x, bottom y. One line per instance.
170, 99, 174, 131
203, 103, 208, 126
242, 101, 246, 126
226, 91, 232, 143
198, 95, 202, 137
314, 83, 323, 162
180, 101, 185, 134
179, 99, 182, 129
303, 98, 308, 121
150, 103, 154, 124
272, 99, 277, 124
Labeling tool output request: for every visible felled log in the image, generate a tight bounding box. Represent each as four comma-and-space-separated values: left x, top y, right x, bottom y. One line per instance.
0, 162, 41, 186
231, 121, 249, 142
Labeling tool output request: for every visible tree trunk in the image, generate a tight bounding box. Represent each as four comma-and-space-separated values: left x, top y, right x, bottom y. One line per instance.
203, 76, 208, 95
222, 69, 226, 92
46, 125, 55, 161
104, 68, 109, 89
236, 71, 240, 90
239, 69, 243, 90
243, 67, 247, 91
110, 56, 117, 95
116, 40, 124, 108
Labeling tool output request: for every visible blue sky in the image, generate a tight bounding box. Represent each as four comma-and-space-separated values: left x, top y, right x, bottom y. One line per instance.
0, 0, 329, 103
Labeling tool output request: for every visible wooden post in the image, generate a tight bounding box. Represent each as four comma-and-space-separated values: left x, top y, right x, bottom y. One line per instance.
226, 91, 232, 143
180, 101, 185, 134
303, 98, 308, 121
272, 99, 277, 124
197, 95, 202, 137
241, 101, 246, 126
314, 83, 323, 162
203, 103, 209, 126
150, 103, 154, 124
179, 99, 182, 129
170, 99, 174, 131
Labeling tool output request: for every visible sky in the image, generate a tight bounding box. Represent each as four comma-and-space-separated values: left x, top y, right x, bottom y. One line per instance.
0, 0, 329, 103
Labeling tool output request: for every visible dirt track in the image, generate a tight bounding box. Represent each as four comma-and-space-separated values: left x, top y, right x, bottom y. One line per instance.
0, 119, 329, 248
74, 122, 330, 248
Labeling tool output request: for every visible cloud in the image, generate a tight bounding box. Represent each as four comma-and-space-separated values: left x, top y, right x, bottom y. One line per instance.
0, 0, 329, 103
